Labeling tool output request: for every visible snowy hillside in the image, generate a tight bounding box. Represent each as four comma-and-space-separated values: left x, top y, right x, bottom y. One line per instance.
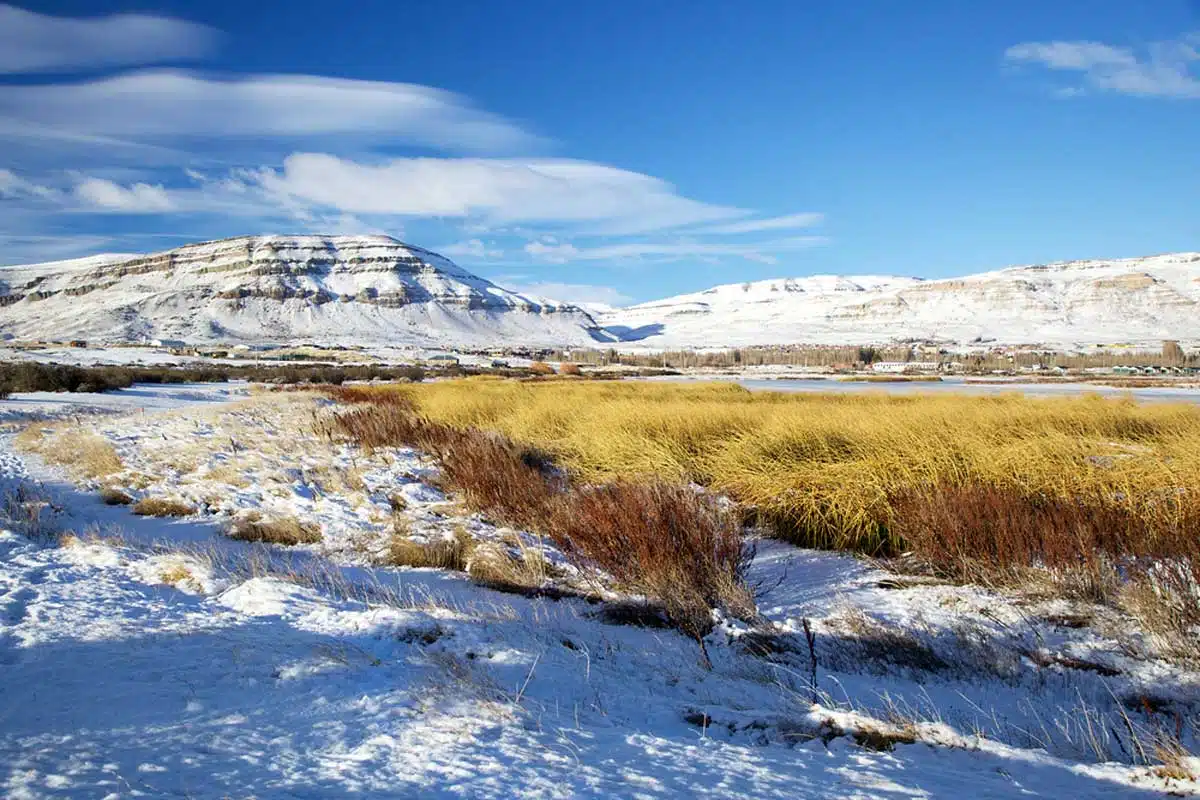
0, 236, 609, 347
600, 253, 1200, 348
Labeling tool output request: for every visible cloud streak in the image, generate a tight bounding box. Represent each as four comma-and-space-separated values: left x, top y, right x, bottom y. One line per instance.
248, 153, 745, 232
1005, 33, 1200, 98
523, 236, 825, 265
692, 211, 824, 235
0, 4, 217, 74
0, 70, 540, 152
507, 281, 633, 307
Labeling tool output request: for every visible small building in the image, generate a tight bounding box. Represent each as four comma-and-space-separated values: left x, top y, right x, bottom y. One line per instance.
148, 338, 187, 349
426, 354, 460, 365
68, 339, 88, 348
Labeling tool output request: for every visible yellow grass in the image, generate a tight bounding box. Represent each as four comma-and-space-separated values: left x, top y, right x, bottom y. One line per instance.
16, 426, 123, 479
348, 378, 1200, 552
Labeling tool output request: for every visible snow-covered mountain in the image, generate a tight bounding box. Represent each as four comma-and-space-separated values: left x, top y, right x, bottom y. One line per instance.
599, 253, 1200, 348
3, 241, 1198, 349
0, 235, 609, 347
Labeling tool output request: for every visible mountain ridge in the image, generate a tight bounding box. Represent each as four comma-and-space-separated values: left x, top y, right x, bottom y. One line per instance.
598, 252, 1200, 349
0, 235, 609, 347
2, 240, 1198, 349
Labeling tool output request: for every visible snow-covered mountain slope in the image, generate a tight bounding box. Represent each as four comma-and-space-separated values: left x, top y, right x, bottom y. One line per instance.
600, 253, 1200, 348
0, 235, 609, 347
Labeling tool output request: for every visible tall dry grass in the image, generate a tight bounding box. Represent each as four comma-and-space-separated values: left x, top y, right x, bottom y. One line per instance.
339, 379, 1200, 555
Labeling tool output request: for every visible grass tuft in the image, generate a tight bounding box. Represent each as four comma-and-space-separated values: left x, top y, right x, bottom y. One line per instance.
99, 487, 134, 506
228, 515, 321, 545
131, 497, 197, 518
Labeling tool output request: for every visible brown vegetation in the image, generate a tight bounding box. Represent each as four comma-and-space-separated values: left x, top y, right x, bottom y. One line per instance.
132, 497, 197, 518
98, 487, 134, 505
228, 515, 322, 545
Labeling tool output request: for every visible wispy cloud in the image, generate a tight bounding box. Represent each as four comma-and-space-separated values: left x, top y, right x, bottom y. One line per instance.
440, 239, 505, 259
247, 153, 745, 232
1005, 33, 1200, 98
690, 211, 824, 235
506, 281, 633, 307
0, 70, 541, 153
0, 4, 217, 74
523, 236, 825, 265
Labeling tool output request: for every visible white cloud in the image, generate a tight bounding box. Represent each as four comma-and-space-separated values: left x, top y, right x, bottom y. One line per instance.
522, 236, 825, 265
74, 178, 174, 212
0, 4, 217, 74
1005, 33, 1200, 98
0, 167, 58, 199
440, 238, 504, 259
0, 70, 539, 152
508, 281, 633, 307
692, 211, 824, 235
248, 153, 743, 232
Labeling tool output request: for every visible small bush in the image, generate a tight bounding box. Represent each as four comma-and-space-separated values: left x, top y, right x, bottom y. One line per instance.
559, 362, 582, 376
547, 481, 754, 640
528, 361, 555, 376
388, 528, 474, 570
99, 487, 134, 505
228, 515, 321, 545
132, 498, 197, 518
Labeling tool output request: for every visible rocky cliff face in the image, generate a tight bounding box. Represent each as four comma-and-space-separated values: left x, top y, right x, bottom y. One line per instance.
0, 235, 607, 346
598, 253, 1200, 348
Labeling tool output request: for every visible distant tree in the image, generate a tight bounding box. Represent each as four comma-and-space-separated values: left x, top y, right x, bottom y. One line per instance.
1163, 340, 1185, 365
857, 346, 880, 365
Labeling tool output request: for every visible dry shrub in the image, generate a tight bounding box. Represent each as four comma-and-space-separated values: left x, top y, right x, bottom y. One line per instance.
99, 487, 134, 505
228, 515, 321, 545
438, 434, 561, 531
466, 541, 553, 595
548, 481, 755, 639
132, 497, 197, 518
559, 362, 582, 376
888, 482, 1200, 586
1121, 562, 1200, 660
887, 485, 1140, 582
388, 527, 474, 570
528, 361, 556, 376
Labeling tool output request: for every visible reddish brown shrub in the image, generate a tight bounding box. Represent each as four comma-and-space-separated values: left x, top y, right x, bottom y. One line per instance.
546, 481, 755, 640
528, 361, 556, 376
559, 362, 582, 376
888, 483, 1200, 593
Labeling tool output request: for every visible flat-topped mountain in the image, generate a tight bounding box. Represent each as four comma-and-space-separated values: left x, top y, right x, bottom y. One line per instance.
0, 235, 608, 347
598, 253, 1200, 348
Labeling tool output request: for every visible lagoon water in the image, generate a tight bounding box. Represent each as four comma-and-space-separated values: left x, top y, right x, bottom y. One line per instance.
661, 375, 1200, 404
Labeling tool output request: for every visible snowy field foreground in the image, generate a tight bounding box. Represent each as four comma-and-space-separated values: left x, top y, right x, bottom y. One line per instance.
1, 386, 1197, 798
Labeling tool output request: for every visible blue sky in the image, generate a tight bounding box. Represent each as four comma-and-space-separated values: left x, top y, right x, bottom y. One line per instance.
1, 1, 1198, 305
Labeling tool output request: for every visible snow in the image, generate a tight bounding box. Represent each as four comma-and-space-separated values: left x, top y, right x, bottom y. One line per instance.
0, 387, 1197, 797
601, 252, 1200, 349
0, 382, 248, 423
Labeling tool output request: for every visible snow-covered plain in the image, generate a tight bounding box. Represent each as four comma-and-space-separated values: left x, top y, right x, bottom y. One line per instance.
1, 387, 1197, 797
